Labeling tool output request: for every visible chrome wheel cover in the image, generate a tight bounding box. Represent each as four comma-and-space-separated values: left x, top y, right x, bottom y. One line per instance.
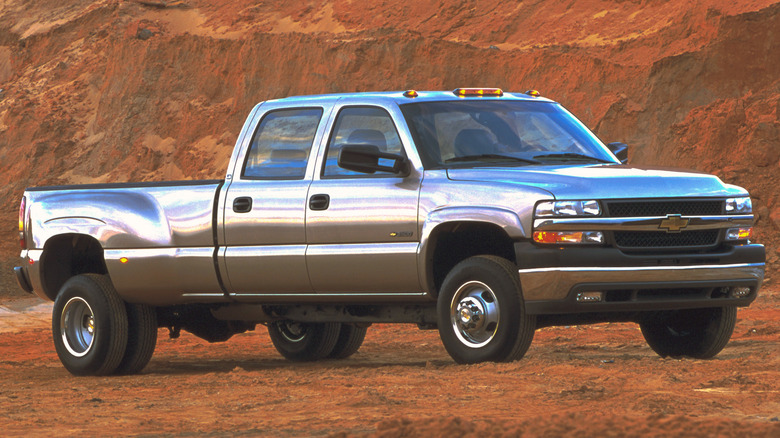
450, 281, 500, 348
60, 297, 95, 357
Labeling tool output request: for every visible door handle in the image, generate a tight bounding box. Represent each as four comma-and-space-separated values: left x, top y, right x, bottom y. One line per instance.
233, 197, 253, 213
309, 194, 330, 211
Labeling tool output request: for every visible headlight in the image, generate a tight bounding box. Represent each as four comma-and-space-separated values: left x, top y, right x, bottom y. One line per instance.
725, 197, 752, 214
535, 200, 601, 217
533, 200, 603, 245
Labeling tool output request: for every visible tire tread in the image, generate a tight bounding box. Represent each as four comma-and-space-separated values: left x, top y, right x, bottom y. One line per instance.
83, 274, 128, 376
115, 303, 157, 375
328, 324, 368, 359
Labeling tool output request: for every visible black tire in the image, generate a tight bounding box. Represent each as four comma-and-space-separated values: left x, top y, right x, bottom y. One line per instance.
328, 324, 368, 359
267, 320, 340, 361
640, 307, 737, 359
437, 255, 536, 364
52, 274, 128, 376
115, 303, 157, 375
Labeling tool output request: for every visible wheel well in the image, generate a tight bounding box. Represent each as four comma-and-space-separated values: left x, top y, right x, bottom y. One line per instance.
39, 234, 107, 300
427, 222, 516, 296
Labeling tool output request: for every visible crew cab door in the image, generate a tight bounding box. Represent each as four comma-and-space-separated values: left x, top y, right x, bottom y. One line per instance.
222, 105, 329, 296
306, 103, 424, 294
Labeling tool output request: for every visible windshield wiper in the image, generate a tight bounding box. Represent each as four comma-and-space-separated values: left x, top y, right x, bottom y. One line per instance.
532, 152, 615, 163
445, 154, 540, 165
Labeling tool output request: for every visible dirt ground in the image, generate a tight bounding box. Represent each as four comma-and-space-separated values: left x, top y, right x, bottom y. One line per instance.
1, 285, 778, 437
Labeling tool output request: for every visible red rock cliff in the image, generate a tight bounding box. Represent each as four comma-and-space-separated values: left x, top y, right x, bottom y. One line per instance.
0, 0, 777, 287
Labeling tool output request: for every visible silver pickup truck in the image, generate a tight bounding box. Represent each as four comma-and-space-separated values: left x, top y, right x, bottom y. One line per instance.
15, 89, 765, 376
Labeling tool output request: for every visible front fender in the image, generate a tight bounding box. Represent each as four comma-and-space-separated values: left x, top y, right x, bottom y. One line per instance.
418, 206, 527, 293
421, 206, 527, 241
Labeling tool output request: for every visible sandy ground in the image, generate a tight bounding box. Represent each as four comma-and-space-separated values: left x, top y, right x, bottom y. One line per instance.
1, 286, 778, 437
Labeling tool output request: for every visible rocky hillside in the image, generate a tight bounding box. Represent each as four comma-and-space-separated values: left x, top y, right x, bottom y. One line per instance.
1, 0, 778, 292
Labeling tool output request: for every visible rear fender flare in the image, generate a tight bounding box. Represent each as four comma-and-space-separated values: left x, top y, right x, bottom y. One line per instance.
31, 191, 172, 249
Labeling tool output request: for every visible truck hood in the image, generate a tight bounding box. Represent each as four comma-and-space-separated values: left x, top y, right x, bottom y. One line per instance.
446, 165, 746, 199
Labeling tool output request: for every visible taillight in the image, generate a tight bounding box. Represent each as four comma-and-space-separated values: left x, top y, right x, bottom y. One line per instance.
19, 196, 26, 249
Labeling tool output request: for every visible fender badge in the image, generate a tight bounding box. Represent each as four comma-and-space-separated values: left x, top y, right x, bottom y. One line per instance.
390, 231, 414, 238
659, 214, 689, 233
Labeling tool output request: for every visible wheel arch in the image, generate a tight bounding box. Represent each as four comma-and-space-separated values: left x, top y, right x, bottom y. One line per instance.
420, 211, 522, 296
39, 233, 107, 300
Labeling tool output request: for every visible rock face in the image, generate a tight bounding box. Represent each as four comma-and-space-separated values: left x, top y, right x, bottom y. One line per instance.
0, 0, 778, 275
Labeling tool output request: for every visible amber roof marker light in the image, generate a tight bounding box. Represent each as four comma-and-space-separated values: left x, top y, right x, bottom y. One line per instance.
453, 88, 504, 97
524, 90, 541, 97
403, 90, 419, 98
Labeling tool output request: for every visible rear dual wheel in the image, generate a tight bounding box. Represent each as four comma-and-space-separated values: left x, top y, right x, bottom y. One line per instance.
117, 301, 158, 375
52, 274, 157, 376
329, 324, 368, 359
267, 321, 367, 361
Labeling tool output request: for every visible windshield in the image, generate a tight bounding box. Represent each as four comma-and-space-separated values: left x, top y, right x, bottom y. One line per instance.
400, 100, 619, 168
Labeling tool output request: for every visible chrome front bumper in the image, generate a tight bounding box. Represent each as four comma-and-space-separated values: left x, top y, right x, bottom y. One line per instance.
519, 262, 765, 314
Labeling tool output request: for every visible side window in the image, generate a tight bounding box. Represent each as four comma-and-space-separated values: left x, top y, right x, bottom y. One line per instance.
242, 108, 323, 180
323, 106, 404, 178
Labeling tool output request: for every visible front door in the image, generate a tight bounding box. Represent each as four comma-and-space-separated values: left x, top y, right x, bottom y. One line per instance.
306, 105, 423, 294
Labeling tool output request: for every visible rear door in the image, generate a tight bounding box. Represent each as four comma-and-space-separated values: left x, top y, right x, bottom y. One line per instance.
222, 104, 331, 297
305, 102, 424, 294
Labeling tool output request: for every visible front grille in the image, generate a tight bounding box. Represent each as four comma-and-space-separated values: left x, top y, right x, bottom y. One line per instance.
606, 200, 723, 217
614, 230, 719, 248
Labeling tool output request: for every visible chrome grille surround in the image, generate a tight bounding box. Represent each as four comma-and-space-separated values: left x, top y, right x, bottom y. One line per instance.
533, 199, 754, 251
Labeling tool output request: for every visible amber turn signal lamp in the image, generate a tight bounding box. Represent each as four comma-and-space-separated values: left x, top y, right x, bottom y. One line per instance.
533, 231, 604, 245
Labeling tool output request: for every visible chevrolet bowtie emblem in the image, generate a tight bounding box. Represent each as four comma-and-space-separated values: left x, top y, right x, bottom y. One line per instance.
659, 214, 689, 233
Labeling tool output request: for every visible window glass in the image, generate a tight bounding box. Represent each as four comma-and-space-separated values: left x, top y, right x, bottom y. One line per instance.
242, 108, 323, 179
323, 106, 404, 178
400, 100, 617, 169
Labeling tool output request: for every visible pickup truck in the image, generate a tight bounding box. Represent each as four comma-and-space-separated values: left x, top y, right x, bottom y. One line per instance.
15, 88, 765, 376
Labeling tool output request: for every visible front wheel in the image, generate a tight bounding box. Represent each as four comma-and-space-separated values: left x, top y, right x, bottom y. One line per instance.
267, 320, 340, 361
640, 307, 737, 359
437, 256, 536, 364
52, 274, 128, 376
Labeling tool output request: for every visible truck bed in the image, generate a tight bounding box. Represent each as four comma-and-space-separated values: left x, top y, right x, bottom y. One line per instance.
24, 179, 225, 304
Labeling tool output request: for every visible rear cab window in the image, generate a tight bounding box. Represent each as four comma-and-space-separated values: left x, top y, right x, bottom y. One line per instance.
242, 108, 323, 180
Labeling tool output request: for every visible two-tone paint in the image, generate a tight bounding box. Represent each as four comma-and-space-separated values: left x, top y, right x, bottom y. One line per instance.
17, 91, 765, 312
